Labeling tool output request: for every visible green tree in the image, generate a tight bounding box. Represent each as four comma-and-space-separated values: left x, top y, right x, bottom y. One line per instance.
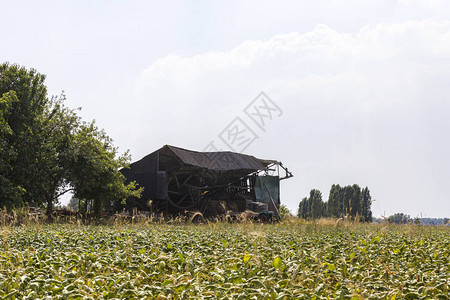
327, 184, 342, 218
325, 184, 373, 221
0, 63, 141, 214
279, 204, 293, 219
322, 200, 328, 218
39, 94, 82, 214
310, 189, 323, 219
297, 197, 309, 219
341, 185, 353, 217
360, 187, 372, 222
340, 185, 361, 220
1, 63, 83, 212
0, 91, 26, 206
297, 189, 324, 219
350, 184, 361, 220
68, 122, 141, 217
0, 63, 49, 208
388, 213, 411, 224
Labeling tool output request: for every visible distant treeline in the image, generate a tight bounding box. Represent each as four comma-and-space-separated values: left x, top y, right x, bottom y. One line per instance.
297, 184, 372, 222
380, 213, 450, 225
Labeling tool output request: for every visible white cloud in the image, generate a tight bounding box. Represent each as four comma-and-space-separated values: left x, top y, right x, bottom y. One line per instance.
132, 19, 450, 217
137, 19, 450, 119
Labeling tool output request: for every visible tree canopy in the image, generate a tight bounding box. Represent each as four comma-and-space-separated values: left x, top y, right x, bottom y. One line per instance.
387, 213, 411, 224
0, 63, 141, 215
298, 184, 373, 222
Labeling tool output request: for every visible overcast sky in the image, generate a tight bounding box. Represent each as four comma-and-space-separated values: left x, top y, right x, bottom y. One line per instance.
2, 0, 449, 218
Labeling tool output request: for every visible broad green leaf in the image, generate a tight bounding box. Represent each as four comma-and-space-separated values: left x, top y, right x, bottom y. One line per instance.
273, 256, 282, 269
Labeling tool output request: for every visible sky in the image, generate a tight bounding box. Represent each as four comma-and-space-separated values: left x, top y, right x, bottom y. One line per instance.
1, 0, 449, 218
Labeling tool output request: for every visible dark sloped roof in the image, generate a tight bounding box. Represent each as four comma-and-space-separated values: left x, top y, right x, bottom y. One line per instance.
160, 145, 275, 172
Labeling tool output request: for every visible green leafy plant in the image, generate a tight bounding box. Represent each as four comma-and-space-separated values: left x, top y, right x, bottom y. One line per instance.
0, 221, 448, 298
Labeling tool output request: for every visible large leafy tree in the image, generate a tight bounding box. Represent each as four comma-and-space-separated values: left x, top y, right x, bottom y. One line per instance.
0, 62, 141, 213
0, 63, 49, 207
0, 91, 25, 206
68, 122, 141, 216
39, 94, 82, 214
0, 64, 80, 211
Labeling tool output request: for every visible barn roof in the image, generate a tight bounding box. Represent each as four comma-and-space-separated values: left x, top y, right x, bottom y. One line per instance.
159, 145, 275, 172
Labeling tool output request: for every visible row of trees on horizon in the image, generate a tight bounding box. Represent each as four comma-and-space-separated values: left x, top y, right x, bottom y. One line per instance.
297, 184, 373, 222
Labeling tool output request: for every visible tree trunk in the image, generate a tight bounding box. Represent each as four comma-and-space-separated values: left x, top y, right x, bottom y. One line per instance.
46, 193, 54, 222
93, 196, 103, 218
46, 198, 53, 215
46, 183, 58, 219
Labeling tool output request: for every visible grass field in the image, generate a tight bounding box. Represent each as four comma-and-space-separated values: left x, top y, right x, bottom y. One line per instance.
0, 220, 448, 299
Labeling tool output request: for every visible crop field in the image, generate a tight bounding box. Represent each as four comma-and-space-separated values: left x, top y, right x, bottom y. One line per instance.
0, 221, 448, 299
